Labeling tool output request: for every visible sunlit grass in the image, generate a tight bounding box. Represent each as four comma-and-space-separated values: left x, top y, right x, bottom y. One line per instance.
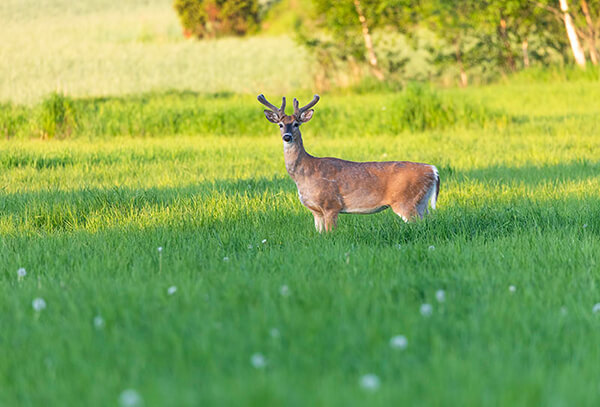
2, 1, 600, 406
2, 88, 597, 404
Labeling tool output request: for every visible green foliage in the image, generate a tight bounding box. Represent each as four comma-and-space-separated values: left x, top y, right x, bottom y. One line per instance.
173, 0, 260, 38
259, 0, 313, 36
422, 0, 568, 76
300, 0, 574, 87
35, 93, 77, 139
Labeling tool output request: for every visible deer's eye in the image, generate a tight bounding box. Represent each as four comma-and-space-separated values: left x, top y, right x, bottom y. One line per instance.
279, 123, 283, 128
293, 122, 299, 127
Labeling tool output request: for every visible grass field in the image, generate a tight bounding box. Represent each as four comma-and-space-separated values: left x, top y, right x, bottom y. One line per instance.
2, 0, 600, 406
2, 83, 600, 406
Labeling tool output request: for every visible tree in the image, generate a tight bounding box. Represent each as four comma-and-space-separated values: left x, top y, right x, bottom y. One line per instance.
307, 0, 418, 81
421, 0, 488, 86
353, 0, 385, 79
533, 0, 600, 67
579, 0, 599, 64
422, 0, 568, 81
483, 0, 562, 70
559, 0, 587, 66
174, 0, 260, 39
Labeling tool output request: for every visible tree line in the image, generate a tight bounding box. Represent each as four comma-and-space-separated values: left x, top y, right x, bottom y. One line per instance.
306, 0, 599, 86
174, 0, 600, 86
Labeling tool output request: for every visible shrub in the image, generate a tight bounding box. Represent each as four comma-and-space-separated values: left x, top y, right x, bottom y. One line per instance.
0, 104, 27, 139
392, 83, 507, 132
397, 83, 455, 131
174, 0, 260, 39
36, 93, 77, 139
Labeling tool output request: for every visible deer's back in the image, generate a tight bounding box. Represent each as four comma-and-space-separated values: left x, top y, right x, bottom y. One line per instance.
292, 157, 436, 213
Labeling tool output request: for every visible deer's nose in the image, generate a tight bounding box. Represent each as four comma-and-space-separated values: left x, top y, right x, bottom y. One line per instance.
282, 133, 292, 142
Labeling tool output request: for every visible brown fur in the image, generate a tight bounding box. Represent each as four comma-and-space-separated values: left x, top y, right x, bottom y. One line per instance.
259, 94, 439, 232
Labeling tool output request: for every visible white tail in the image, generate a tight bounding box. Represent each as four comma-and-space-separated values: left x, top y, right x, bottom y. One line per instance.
429, 165, 440, 210
258, 94, 440, 233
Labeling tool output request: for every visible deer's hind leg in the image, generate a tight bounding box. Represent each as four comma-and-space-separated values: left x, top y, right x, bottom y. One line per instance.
323, 210, 339, 232
391, 203, 418, 223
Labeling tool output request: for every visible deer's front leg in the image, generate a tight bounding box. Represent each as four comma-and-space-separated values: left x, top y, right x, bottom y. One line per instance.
311, 210, 324, 233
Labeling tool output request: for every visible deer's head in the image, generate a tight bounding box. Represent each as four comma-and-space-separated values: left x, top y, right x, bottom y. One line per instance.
257, 94, 319, 144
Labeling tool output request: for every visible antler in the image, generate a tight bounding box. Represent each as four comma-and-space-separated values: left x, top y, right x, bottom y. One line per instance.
293, 95, 320, 117
257, 94, 286, 117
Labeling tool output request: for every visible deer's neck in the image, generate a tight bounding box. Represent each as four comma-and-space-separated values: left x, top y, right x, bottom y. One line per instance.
283, 138, 311, 179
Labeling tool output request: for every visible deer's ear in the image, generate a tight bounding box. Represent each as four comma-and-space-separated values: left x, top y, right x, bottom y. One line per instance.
264, 110, 280, 123
299, 109, 314, 123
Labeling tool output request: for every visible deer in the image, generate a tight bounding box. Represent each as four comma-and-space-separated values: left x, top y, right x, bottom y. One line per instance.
257, 93, 440, 233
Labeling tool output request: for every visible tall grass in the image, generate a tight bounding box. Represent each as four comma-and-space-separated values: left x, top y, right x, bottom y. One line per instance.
509, 64, 600, 83
0, 85, 509, 139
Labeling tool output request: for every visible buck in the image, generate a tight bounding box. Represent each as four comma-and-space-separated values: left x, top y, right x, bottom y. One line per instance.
258, 93, 440, 233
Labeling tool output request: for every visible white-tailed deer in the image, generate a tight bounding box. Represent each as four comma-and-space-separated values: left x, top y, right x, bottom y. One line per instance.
258, 94, 440, 233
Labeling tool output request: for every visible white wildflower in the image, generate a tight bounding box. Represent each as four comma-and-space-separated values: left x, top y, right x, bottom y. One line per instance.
168, 286, 177, 295
17, 268, 27, 278
32, 298, 46, 312
435, 290, 446, 303
94, 315, 105, 329
262, 239, 267, 244
280, 285, 290, 297
251, 353, 267, 368
509, 285, 516, 293
420, 303, 433, 317
428, 245, 435, 251
119, 389, 142, 407
157, 246, 163, 253
593, 303, 600, 313
223, 257, 229, 262
360, 374, 380, 391
389, 335, 408, 350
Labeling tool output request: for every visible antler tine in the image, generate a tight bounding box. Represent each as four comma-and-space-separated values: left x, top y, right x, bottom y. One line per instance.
279, 97, 286, 114
258, 94, 286, 115
257, 94, 280, 112
294, 95, 320, 116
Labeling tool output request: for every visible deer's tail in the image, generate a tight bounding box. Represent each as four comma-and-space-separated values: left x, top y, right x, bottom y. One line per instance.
429, 165, 440, 210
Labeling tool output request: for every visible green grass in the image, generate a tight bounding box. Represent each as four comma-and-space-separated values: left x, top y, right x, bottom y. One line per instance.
0, 85, 507, 139
3, 1, 600, 405
1, 81, 600, 405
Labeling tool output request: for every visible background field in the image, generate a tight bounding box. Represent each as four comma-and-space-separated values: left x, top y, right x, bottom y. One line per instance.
0, 0, 311, 104
1, 0, 600, 406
